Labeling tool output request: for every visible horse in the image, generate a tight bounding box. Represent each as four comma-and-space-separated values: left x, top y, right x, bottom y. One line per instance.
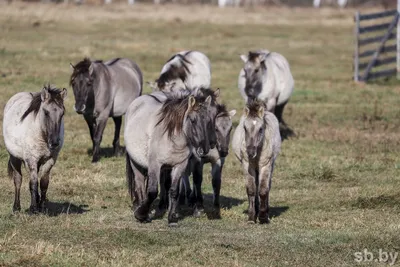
69, 57, 143, 162
232, 99, 281, 224
179, 104, 236, 217
3, 85, 67, 213
149, 50, 211, 92
124, 89, 217, 226
238, 50, 294, 126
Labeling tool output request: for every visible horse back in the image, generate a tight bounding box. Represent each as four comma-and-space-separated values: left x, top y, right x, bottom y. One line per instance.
97, 58, 143, 117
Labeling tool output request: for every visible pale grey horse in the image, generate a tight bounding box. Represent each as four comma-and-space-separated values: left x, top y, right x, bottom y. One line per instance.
238, 50, 294, 126
232, 100, 281, 224
180, 104, 236, 217
124, 89, 216, 226
3, 85, 67, 213
149, 50, 211, 92
70, 57, 143, 162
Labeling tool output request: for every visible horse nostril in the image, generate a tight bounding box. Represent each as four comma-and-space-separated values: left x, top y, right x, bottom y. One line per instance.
197, 147, 204, 156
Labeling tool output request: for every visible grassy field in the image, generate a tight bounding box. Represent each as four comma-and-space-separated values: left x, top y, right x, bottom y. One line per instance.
0, 2, 400, 266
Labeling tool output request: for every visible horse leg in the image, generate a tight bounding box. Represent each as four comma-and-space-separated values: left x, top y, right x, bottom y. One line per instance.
92, 117, 108, 163
168, 161, 188, 226
158, 169, 171, 214
191, 160, 204, 217
26, 160, 39, 214
38, 159, 55, 213
258, 161, 274, 224
211, 158, 224, 217
179, 174, 191, 205
274, 101, 287, 126
9, 156, 22, 213
134, 161, 160, 223
130, 162, 146, 211
83, 114, 94, 141
112, 116, 123, 157
243, 161, 257, 223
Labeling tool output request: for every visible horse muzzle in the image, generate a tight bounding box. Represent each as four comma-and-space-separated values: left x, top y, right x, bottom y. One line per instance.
246, 146, 257, 159
196, 147, 209, 158
74, 104, 86, 114
48, 141, 60, 150
219, 150, 229, 158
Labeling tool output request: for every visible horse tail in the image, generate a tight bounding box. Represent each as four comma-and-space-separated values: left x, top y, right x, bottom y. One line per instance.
126, 153, 135, 202
7, 159, 13, 179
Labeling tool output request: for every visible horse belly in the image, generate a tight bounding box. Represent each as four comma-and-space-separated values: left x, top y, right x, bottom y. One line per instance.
112, 91, 138, 117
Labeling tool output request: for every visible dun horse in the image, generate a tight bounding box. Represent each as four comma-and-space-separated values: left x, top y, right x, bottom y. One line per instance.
3, 85, 67, 213
70, 57, 143, 162
238, 50, 294, 126
124, 89, 217, 226
180, 104, 236, 217
232, 100, 281, 224
149, 51, 211, 92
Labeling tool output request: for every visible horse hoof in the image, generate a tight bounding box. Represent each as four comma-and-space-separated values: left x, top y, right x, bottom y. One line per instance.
168, 222, 178, 227
259, 217, 270, 224
247, 220, 255, 224
12, 205, 21, 213
134, 211, 151, 223
29, 207, 39, 215
193, 208, 204, 218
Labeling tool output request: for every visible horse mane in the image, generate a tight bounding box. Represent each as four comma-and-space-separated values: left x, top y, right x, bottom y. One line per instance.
156, 90, 204, 138
247, 51, 271, 64
70, 57, 92, 85
246, 99, 266, 118
105, 58, 121, 66
20, 85, 64, 122
216, 104, 229, 118
157, 53, 192, 88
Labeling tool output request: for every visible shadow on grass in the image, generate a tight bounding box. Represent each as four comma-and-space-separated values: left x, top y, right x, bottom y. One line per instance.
86, 146, 126, 159
280, 124, 296, 141
242, 206, 289, 218
24, 202, 90, 216
151, 193, 245, 221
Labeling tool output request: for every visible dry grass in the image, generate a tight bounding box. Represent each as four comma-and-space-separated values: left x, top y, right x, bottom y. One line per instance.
0, 3, 400, 267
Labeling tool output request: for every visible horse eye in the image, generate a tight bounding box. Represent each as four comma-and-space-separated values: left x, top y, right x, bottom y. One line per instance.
259, 128, 263, 134
44, 110, 49, 116
87, 82, 92, 86
255, 68, 259, 73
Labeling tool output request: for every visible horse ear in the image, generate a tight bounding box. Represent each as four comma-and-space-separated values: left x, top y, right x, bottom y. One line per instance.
244, 106, 250, 117
205, 95, 212, 107
188, 95, 196, 109
257, 105, 265, 119
147, 81, 158, 91
61, 88, 67, 99
89, 63, 94, 77
41, 87, 50, 102
229, 109, 236, 118
240, 54, 248, 63
214, 88, 220, 98
70, 63, 75, 71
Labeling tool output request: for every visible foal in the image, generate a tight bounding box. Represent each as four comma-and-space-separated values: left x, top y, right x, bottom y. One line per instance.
232, 100, 281, 223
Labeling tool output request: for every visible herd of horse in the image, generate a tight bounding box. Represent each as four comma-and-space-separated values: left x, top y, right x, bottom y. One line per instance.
2, 49, 294, 226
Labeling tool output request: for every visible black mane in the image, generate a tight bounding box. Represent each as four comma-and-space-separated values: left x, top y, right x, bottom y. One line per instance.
70, 57, 92, 85
20, 85, 64, 122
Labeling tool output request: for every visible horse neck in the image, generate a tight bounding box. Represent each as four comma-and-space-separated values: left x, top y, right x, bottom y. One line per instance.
92, 63, 110, 95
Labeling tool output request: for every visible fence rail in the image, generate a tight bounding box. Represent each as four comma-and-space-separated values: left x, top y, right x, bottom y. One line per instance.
353, 8, 399, 82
